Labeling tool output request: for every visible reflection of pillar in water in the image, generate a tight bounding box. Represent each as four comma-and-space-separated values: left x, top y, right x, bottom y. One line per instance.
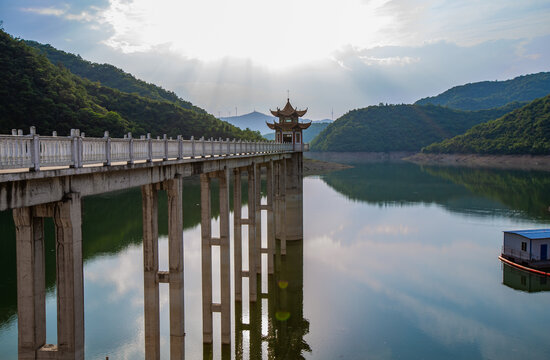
269, 239, 310, 359
201, 170, 231, 345
142, 178, 185, 360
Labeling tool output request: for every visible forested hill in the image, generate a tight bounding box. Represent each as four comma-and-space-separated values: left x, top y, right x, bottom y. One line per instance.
0, 30, 262, 140
422, 95, 550, 155
309, 103, 522, 152
25, 40, 204, 114
414, 72, 550, 110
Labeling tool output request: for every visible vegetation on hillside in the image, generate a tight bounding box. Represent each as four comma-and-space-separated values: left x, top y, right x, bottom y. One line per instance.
0, 30, 261, 140
422, 95, 550, 154
310, 103, 521, 152
415, 72, 550, 110
25, 40, 205, 113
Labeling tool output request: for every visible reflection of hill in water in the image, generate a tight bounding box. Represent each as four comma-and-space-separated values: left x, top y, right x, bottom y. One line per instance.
0, 176, 257, 327
321, 162, 550, 220
423, 166, 550, 221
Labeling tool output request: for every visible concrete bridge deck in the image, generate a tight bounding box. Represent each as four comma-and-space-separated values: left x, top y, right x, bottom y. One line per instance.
1, 129, 306, 360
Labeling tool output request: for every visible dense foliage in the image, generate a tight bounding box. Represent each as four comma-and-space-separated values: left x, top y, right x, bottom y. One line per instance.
415, 72, 550, 110
310, 103, 521, 152
0, 30, 262, 140
25, 40, 205, 113
423, 95, 550, 154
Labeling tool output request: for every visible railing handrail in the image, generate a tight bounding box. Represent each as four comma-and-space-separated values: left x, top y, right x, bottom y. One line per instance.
0, 128, 304, 172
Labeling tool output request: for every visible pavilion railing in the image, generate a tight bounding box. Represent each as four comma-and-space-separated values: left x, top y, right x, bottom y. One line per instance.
0, 127, 298, 171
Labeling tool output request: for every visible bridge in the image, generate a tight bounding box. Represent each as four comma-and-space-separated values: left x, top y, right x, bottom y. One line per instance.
0, 128, 307, 360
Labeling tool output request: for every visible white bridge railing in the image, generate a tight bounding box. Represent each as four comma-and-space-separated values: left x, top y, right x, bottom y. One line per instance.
0, 127, 304, 171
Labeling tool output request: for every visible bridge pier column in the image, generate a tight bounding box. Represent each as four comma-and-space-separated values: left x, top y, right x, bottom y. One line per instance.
142, 184, 160, 360
13, 208, 46, 360
54, 193, 84, 360
254, 163, 262, 275
247, 166, 258, 302
14, 194, 84, 360
284, 153, 303, 242
265, 161, 275, 274
233, 168, 243, 302
201, 170, 231, 345
274, 159, 287, 255
165, 176, 185, 360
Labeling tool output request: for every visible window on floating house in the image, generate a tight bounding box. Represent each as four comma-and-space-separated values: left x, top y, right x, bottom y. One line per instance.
521, 242, 527, 251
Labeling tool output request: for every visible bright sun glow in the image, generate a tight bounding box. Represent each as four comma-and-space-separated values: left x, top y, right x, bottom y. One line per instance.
101, 0, 395, 68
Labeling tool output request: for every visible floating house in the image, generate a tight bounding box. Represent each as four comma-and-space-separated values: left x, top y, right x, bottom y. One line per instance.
501, 229, 550, 269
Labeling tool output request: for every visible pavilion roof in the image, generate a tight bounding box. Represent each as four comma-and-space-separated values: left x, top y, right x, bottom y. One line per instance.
266, 121, 312, 131
270, 99, 308, 118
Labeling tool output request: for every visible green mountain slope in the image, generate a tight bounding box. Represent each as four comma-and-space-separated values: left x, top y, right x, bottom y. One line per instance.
415, 72, 550, 110
25, 40, 204, 113
310, 103, 522, 152
423, 95, 550, 154
0, 30, 261, 140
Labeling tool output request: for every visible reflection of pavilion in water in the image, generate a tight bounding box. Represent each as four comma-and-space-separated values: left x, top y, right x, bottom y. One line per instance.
502, 263, 550, 293
201, 152, 311, 359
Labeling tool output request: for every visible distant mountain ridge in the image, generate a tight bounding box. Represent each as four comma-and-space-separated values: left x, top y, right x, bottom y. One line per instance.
221, 111, 329, 136
415, 72, 550, 110
220, 111, 276, 133
422, 94, 550, 155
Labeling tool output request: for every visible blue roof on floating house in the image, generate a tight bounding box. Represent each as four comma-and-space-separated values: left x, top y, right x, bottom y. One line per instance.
504, 229, 550, 240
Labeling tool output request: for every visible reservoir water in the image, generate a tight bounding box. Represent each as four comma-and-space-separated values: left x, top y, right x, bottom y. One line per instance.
1, 159, 550, 359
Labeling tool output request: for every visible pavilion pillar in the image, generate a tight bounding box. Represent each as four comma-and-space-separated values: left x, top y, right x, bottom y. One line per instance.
53, 193, 84, 360
142, 184, 160, 360
13, 208, 46, 360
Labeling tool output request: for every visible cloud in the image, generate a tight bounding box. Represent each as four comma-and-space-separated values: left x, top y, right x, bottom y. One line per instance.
14, 0, 550, 120
21, 7, 66, 16
21, 5, 98, 23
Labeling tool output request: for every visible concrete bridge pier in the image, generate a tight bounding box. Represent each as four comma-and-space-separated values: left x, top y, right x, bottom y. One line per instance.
141, 176, 185, 360
247, 165, 258, 303
274, 159, 287, 255
283, 153, 304, 243
13, 193, 84, 360
201, 170, 231, 345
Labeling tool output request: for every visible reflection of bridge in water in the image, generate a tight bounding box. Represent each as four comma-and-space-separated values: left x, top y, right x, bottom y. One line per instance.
0, 130, 308, 359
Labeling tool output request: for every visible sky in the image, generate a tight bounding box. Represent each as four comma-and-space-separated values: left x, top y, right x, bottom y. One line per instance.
1, 0, 550, 119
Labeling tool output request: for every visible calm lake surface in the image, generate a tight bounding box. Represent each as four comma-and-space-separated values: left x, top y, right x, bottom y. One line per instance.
1, 158, 550, 359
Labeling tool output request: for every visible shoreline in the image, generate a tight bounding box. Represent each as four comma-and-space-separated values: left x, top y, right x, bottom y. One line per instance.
303, 158, 353, 176
405, 153, 550, 171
